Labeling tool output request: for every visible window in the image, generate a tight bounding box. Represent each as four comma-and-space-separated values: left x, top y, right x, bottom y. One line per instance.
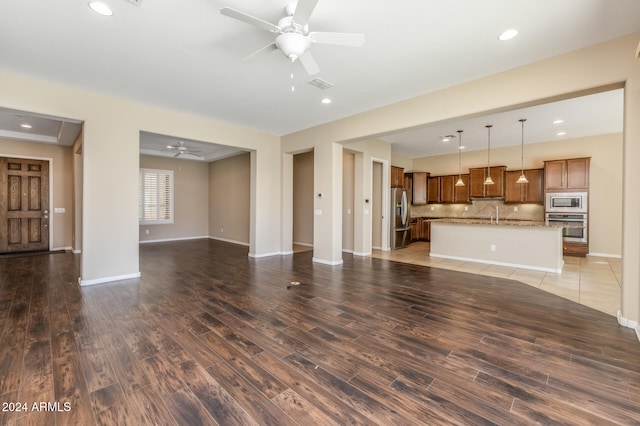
139, 168, 174, 225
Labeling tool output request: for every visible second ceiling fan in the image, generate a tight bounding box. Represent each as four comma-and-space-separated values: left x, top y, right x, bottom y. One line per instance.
220, 0, 365, 76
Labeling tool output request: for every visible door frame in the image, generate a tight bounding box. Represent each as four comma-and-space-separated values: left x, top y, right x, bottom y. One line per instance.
0, 153, 54, 252
372, 157, 389, 251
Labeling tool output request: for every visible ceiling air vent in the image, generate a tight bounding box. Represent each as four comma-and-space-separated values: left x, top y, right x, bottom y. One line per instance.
307, 78, 334, 90
125, 0, 143, 5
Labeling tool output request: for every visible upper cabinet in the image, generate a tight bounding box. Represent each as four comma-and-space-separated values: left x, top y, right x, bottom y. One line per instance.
411, 172, 428, 205
469, 166, 506, 198
544, 158, 590, 191
391, 166, 404, 188
426, 174, 469, 204
504, 169, 544, 204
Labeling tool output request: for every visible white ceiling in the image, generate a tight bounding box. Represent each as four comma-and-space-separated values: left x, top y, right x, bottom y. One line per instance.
0, 0, 638, 160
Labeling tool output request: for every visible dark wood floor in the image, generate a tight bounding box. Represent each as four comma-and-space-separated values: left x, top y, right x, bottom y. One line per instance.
1, 239, 639, 425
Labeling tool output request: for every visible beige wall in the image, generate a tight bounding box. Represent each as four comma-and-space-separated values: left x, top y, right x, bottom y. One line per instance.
208, 153, 251, 245
139, 155, 209, 243
410, 133, 623, 256
0, 138, 75, 250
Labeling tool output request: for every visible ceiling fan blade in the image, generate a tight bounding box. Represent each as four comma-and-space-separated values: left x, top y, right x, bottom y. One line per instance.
243, 42, 278, 62
299, 50, 320, 76
292, 0, 319, 27
308, 32, 365, 47
220, 7, 281, 33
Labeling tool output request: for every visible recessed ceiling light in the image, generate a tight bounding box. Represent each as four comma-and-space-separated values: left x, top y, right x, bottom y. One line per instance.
20, 123, 32, 129
321, 98, 331, 104
557, 131, 567, 136
553, 119, 564, 124
88, 1, 113, 16
498, 29, 518, 41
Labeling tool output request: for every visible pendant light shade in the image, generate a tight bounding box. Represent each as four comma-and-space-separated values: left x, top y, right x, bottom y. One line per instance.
484, 125, 494, 185
455, 129, 465, 186
516, 118, 529, 184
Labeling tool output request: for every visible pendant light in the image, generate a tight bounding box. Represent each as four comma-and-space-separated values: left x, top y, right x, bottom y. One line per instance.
516, 119, 529, 184
484, 125, 494, 185
455, 130, 465, 186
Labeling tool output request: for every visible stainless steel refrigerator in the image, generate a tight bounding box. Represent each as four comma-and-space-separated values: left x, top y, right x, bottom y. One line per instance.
390, 188, 411, 249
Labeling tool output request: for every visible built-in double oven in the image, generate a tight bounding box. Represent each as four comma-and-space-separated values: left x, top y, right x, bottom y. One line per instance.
545, 192, 588, 243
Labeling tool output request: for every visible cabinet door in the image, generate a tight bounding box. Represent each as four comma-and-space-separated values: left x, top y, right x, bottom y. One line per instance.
469, 168, 486, 198
410, 219, 419, 241
566, 158, 589, 189
453, 174, 470, 203
504, 170, 523, 203
427, 176, 440, 203
544, 160, 566, 190
440, 175, 455, 203
412, 172, 427, 205
421, 219, 430, 242
524, 169, 544, 203
485, 166, 505, 198
391, 166, 404, 188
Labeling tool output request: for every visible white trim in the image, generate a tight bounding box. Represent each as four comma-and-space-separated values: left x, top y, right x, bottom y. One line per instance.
342, 249, 354, 254
588, 252, 622, 259
617, 310, 640, 342
293, 241, 313, 247
139, 235, 209, 244
372, 157, 389, 252
281, 250, 294, 255
312, 257, 344, 266
79, 272, 141, 286
51, 246, 72, 251
249, 251, 282, 258
353, 251, 372, 257
72, 249, 81, 254
429, 253, 563, 274
209, 236, 250, 246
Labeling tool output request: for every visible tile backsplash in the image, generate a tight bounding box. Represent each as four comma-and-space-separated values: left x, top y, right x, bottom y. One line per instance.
411, 199, 544, 221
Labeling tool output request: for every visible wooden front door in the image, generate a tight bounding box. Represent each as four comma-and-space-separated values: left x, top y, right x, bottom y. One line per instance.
0, 157, 50, 253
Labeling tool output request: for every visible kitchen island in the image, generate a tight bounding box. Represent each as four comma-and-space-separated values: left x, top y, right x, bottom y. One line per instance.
429, 219, 564, 273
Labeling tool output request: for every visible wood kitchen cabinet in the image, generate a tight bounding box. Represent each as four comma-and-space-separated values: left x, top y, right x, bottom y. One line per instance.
410, 172, 428, 205
544, 157, 590, 191
410, 217, 431, 241
428, 176, 440, 203
504, 169, 544, 204
469, 166, 506, 198
440, 175, 455, 203
453, 174, 470, 203
391, 166, 404, 188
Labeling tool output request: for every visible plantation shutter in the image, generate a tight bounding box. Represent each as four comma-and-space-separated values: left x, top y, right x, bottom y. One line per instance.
139, 169, 174, 224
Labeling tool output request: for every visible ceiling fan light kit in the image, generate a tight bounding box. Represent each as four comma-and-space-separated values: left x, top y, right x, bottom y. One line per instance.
220, 0, 365, 77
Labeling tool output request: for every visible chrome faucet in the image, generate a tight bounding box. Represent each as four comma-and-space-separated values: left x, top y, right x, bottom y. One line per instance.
496, 205, 499, 224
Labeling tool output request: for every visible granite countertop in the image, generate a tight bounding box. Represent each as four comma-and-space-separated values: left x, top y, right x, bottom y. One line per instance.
425, 217, 574, 228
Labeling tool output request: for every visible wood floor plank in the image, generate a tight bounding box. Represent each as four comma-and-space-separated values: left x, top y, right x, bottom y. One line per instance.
1, 239, 639, 425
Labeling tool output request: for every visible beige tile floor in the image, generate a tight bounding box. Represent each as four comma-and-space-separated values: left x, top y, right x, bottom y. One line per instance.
369, 242, 622, 317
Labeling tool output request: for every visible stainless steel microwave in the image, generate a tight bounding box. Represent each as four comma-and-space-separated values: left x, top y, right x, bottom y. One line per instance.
545, 192, 588, 213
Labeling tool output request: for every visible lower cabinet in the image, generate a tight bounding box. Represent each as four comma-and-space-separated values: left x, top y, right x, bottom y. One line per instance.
410, 218, 431, 242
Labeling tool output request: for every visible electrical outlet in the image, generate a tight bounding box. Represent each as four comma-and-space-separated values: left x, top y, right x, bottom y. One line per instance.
220, 227, 224, 233
490, 244, 496, 252
514, 206, 519, 212
145, 229, 149, 235
464, 206, 468, 211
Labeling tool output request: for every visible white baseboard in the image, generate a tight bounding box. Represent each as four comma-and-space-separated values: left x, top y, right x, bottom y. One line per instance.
51, 246, 73, 252
293, 241, 313, 247
312, 257, 344, 266
588, 252, 622, 259
353, 251, 372, 257
249, 251, 282, 258
342, 249, 354, 254
72, 249, 81, 254
429, 252, 563, 274
140, 235, 209, 244
79, 272, 141, 286
208, 236, 250, 246
617, 310, 640, 343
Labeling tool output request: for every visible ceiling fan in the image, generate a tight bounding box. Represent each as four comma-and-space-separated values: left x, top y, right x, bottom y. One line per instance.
166, 141, 202, 157
220, 0, 365, 76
